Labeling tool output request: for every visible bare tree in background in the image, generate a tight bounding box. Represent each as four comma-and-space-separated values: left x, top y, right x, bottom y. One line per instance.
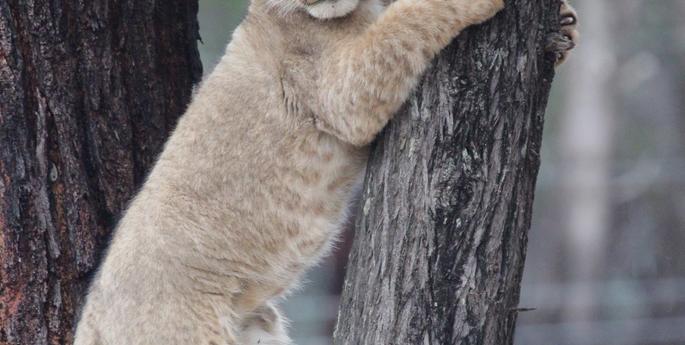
0, 1, 201, 344
559, 0, 615, 340
333, 0, 563, 344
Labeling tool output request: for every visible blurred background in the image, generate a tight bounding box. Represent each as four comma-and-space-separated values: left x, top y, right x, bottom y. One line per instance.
198, 0, 685, 344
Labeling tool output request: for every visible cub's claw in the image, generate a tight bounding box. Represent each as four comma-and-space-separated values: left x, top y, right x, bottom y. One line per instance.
561, 13, 576, 27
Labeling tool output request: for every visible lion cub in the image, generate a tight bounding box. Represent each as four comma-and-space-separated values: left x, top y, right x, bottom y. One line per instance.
74, 0, 578, 344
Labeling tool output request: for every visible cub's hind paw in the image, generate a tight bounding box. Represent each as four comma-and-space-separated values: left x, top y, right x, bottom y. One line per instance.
239, 304, 292, 345
556, 0, 579, 65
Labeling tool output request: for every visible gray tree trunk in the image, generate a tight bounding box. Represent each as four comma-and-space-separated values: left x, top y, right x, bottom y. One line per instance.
333, 0, 560, 344
0, 1, 201, 344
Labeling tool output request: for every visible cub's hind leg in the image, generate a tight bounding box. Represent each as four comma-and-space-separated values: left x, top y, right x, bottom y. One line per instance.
238, 303, 292, 345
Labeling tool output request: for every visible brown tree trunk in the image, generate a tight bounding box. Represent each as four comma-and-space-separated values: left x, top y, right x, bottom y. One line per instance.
0, 1, 201, 344
333, 0, 559, 344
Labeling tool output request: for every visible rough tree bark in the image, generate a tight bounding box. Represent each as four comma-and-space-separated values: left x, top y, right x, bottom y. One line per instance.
334, 1, 559, 344
0, 1, 201, 344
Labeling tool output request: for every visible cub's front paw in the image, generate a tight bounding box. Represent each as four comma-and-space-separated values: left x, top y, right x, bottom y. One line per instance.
556, 0, 579, 65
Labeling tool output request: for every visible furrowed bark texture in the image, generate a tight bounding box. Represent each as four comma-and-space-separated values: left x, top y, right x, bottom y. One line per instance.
0, 1, 201, 344
334, 1, 558, 344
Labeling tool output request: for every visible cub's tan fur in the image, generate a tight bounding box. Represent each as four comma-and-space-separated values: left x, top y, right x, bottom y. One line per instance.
74, 0, 577, 344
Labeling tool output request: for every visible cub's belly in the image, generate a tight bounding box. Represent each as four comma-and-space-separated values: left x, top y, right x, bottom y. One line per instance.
263, 137, 368, 274
279, 164, 364, 257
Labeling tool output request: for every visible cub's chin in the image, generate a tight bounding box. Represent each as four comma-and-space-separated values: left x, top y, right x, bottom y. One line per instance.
306, 0, 360, 19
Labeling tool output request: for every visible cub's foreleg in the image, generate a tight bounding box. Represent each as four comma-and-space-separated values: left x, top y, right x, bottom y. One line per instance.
313, 0, 505, 146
